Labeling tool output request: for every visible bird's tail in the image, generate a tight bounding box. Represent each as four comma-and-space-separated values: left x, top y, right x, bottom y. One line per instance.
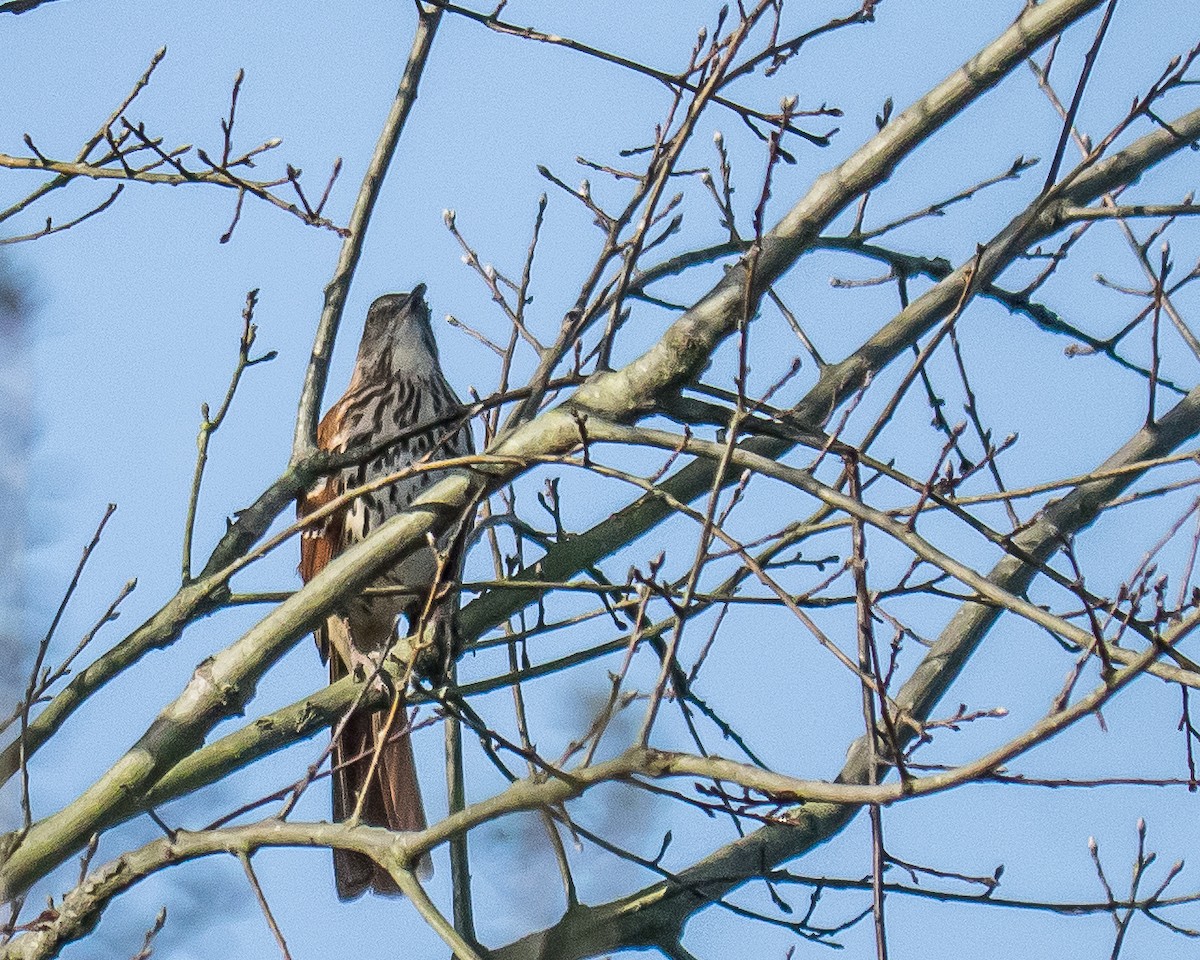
331, 691, 429, 900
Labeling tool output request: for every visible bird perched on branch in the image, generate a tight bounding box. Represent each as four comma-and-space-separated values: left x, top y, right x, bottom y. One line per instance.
298, 285, 474, 899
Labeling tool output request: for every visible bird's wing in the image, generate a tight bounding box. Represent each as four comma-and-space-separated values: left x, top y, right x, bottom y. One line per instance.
298, 405, 347, 663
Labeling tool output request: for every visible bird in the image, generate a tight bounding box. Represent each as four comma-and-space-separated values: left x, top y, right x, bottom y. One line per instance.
298, 285, 474, 899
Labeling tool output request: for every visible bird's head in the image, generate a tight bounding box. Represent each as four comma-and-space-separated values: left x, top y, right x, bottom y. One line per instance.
356, 284, 440, 378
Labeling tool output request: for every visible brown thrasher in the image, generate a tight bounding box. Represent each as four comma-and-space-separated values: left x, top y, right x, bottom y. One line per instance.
298, 285, 474, 900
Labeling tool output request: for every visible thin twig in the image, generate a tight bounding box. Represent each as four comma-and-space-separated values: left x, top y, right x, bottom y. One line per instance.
291, 4, 446, 460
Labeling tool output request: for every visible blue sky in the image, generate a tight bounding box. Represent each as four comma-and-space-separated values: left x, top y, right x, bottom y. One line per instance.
4, 1, 1200, 957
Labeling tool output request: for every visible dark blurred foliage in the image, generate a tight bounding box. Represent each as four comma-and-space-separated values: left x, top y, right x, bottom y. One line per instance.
1, 256, 31, 712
